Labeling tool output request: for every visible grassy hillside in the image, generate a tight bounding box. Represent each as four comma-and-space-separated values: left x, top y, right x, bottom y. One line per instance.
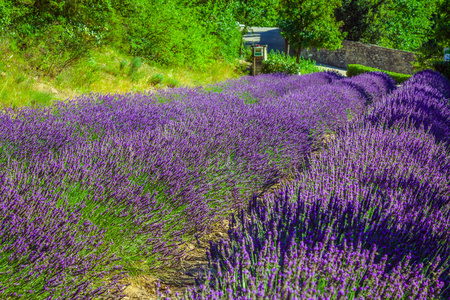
0, 43, 245, 109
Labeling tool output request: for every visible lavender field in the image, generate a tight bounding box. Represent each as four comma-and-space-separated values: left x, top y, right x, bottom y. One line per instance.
1, 70, 449, 299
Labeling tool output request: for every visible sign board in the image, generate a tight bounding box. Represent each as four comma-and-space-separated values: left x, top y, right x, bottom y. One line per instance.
254, 47, 263, 57
445, 48, 450, 62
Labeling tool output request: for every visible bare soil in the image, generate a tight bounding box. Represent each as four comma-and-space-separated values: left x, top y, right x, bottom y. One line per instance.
120, 177, 293, 300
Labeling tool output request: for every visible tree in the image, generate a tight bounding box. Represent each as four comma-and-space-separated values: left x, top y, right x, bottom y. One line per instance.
231, 0, 280, 29
230, 0, 280, 56
334, 0, 392, 42
335, 0, 441, 52
179, 0, 242, 62
278, 0, 347, 63
414, 0, 450, 70
0, 0, 112, 75
360, 0, 439, 51
433, 0, 450, 48
108, 0, 221, 68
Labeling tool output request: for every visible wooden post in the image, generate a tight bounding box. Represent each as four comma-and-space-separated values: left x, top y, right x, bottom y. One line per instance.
252, 45, 268, 76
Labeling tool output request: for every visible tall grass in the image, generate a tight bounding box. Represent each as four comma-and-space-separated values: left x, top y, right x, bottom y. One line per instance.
0, 44, 244, 109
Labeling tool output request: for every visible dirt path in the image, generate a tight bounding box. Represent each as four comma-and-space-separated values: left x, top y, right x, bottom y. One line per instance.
118, 58, 348, 300
120, 176, 294, 300
120, 220, 228, 299
316, 63, 348, 77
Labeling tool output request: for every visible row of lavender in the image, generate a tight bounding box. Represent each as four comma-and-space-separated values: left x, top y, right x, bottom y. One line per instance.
182, 70, 450, 299
0, 71, 395, 299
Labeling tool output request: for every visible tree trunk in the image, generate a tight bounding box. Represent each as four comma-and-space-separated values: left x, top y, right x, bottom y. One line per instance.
239, 27, 248, 57
285, 38, 290, 56
296, 45, 302, 63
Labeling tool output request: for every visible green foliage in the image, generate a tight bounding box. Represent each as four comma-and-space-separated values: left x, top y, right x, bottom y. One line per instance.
164, 77, 179, 88
432, 61, 450, 81
1, 0, 244, 76
0, 41, 243, 109
184, 0, 242, 63
0, 0, 112, 76
334, 0, 389, 42
278, 0, 346, 63
335, 0, 441, 52
433, 0, 450, 47
214, 9, 242, 62
110, 0, 235, 69
347, 64, 411, 84
414, 0, 449, 70
128, 57, 143, 81
231, 0, 280, 27
361, 0, 439, 51
29, 91, 54, 107
413, 39, 444, 71
261, 50, 320, 75
130, 57, 142, 72
149, 73, 165, 86
242, 45, 253, 62
119, 59, 128, 70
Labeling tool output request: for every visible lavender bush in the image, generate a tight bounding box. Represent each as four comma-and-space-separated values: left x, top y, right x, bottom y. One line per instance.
1, 71, 385, 298
203, 72, 345, 102
184, 196, 445, 299
365, 70, 450, 144
0, 172, 127, 299
402, 69, 450, 99
162, 70, 450, 300
333, 71, 397, 104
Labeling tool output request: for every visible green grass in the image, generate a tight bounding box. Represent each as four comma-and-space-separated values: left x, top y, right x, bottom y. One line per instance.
0, 43, 245, 109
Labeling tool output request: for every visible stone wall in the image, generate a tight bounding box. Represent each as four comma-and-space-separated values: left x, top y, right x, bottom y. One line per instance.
300, 40, 417, 74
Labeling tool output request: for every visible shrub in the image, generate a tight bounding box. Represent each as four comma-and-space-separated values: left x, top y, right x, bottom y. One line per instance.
347, 64, 411, 84
241, 45, 253, 62
129, 57, 143, 81
110, 0, 221, 69
149, 73, 165, 86
432, 61, 450, 81
0, 0, 110, 77
261, 50, 320, 75
119, 60, 128, 71
164, 77, 179, 88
